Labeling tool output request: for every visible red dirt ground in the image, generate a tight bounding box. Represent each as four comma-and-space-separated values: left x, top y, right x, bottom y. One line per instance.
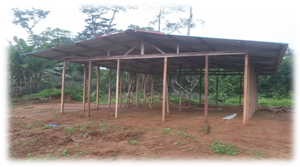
8, 102, 293, 161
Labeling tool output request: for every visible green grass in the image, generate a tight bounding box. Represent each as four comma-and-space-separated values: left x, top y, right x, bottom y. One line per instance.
128, 140, 138, 145
210, 140, 242, 156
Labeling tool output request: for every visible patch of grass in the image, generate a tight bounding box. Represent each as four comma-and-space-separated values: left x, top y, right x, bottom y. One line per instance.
60, 150, 69, 156
41, 124, 50, 129
210, 140, 242, 156
128, 140, 138, 145
66, 127, 75, 133
173, 141, 184, 146
80, 126, 87, 131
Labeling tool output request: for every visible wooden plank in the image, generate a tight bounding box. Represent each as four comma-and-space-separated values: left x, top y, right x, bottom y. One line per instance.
124, 43, 139, 56
119, 71, 122, 107
60, 61, 66, 115
115, 59, 120, 118
215, 75, 219, 106
177, 44, 179, 53
151, 75, 153, 104
108, 69, 111, 109
87, 60, 92, 117
68, 51, 247, 62
179, 66, 182, 112
183, 75, 185, 106
136, 74, 139, 107
83, 64, 86, 112
152, 44, 166, 54
162, 57, 167, 121
239, 75, 242, 108
204, 55, 209, 123
96, 66, 100, 109
243, 53, 249, 125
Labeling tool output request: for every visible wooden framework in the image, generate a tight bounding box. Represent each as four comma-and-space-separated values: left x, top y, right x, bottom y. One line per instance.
26, 30, 286, 126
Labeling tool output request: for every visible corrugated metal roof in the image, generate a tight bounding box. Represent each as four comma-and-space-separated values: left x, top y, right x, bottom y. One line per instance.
23, 29, 288, 75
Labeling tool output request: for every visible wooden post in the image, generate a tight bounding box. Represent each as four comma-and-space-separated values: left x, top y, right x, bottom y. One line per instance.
96, 66, 100, 110
119, 71, 122, 107
188, 74, 192, 108
87, 60, 92, 117
215, 75, 219, 106
199, 69, 202, 105
144, 75, 146, 105
141, 40, 145, 55
166, 75, 169, 114
115, 59, 120, 119
179, 66, 182, 112
183, 75, 185, 106
136, 74, 139, 107
83, 64, 86, 112
60, 61, 66, 115
108, 69, 111, 109
162, 57, 167, 121
151, 75, 154, 104
239, 75, 242, 108
204, 55, 209, 123
243, 53, 249, 125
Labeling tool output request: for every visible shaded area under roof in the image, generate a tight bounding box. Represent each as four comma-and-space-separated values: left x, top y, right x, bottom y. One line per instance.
23, 29, 288, 75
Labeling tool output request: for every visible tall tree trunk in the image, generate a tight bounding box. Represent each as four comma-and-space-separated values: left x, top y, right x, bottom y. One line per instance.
187, 5, 193, 35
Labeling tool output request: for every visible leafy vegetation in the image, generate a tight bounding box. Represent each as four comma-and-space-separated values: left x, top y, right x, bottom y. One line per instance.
210, 140, 242, 156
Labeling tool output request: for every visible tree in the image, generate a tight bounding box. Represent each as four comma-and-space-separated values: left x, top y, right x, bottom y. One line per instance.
78, 5, 136, 40
127, 24, 157, 32
12, 8, 50, 47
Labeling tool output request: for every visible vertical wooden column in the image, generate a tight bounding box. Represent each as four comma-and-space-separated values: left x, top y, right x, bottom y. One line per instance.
96, 66, 100, 110
239, 75, 242, 108
115, 59, 120, 119
215, 75, 219, 106
60, 61, 66, 115
183, 76, 185, 106
136, 74, 139, 107
151, 75, 153, 104
108, 69, 111, 109
204, 56, 209, 123
243, 53, 249, 125
166, 75, 169, 114
179, 66, 182, 112
82, 64, 86, 112
87, 60, 92, 117
162, 57, 167, 121
144, 76, 146, 105
199, 69, 202, 105
119, 71, 122, 107
188, 74, 192, 108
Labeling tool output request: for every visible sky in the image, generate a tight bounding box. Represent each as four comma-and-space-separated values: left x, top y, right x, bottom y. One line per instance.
1, 0, 300, 51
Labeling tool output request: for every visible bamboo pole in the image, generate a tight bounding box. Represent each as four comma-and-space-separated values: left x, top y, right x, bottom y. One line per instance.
179, 65, 182, 112
188, 74, 192, 108
162, 57, 167, 121
96, 66, 100, 109
60, 61, 66, 115
151, 75, 153, 104
239, 75, 242, 108
215, 75, 219, 106
119, 71, 122, 107
243, 53, 249, 125
204, 55, 209, 123
108, 69, 111, 109
115, 59, 120, 118
83, 64, 86, 111
87, 60, 92, 117
136, 74, 139, 107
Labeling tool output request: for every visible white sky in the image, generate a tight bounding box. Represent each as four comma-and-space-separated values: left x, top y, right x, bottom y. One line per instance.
1, 0, 300, 50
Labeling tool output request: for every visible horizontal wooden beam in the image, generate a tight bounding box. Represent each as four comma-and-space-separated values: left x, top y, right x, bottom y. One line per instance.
67, 51, 246, 62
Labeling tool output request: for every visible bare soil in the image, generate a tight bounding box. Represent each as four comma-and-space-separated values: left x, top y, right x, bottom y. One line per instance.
8, 102, 293, 161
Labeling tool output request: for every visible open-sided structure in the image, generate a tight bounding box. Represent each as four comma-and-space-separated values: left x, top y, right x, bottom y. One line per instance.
24, 29, 288, 125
